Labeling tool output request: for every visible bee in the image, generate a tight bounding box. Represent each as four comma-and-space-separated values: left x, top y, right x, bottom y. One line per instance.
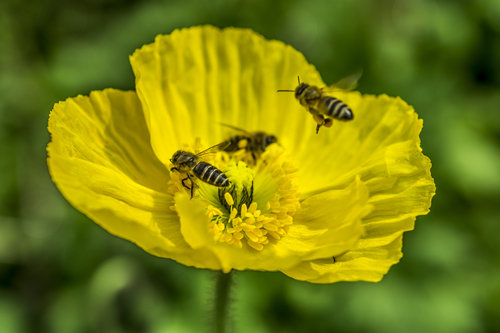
170, 144, 230, 198
219, 123, 278, 162
278, 72, 361, 134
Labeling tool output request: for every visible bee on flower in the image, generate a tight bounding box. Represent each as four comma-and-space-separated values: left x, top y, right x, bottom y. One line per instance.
219, 123, 278, 164
170, 145, 231, 198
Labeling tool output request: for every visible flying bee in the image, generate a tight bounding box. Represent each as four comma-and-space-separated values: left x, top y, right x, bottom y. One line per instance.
219, 123, 278, 162
170, 144, 230, 198
278, 71, 361, 134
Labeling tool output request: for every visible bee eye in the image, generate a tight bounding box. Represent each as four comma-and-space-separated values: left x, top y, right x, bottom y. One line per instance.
295, 84, 307, 98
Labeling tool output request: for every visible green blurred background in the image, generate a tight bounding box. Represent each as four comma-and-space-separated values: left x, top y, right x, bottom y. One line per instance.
1, 0, 500, 332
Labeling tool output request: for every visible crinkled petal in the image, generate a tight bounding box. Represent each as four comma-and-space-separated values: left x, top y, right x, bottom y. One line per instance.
283, 95, 435, 282
282, 177, 370, 260
296, 94, 427, 193
47, 89, 202, 262
282, 236, 403, 283
130, 25, 322, 165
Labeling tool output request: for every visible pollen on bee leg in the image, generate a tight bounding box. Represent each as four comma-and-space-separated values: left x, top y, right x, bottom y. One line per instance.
324, 118, 334, 128
202, 147, 300, 251
237, 139, 248, 149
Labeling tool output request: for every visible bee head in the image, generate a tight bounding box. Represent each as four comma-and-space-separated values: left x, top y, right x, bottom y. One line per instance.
170, 150, 184, 164
265, 135, 278, 146
258, 134, 278, 152
295, 83, 309, 98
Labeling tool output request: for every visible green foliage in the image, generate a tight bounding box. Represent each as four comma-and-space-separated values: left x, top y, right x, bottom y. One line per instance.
1, 0, 499, 332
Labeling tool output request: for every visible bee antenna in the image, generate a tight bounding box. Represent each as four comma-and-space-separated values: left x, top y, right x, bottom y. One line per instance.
277, 76, 301, 93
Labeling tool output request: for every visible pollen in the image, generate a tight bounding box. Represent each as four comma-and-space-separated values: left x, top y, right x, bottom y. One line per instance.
204, 146, 300, 251
237, 139, 248, 149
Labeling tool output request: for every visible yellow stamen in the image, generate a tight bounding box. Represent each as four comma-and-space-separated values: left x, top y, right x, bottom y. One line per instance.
229, 207, 238, 220
201, 146, 299, 251
241, 203, 248, 217
224, 192, 234, 206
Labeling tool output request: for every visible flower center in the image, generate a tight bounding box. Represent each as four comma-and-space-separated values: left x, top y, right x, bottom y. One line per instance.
167, 142, 300, 251
200, 146, 300, 251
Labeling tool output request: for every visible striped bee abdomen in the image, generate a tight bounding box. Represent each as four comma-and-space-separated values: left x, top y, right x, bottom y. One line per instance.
322, 96, 353, 120
193, 162, 229, 187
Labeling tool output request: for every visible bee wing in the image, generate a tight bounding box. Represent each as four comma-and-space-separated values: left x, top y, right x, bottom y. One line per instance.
195, 142, 231, 157
323, 69, 363, 93
219, 122, 252, 135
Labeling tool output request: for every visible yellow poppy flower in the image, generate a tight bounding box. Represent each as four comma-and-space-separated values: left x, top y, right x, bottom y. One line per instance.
47, 26, 435, 283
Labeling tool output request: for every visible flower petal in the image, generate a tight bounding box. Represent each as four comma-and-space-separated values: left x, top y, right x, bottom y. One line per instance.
282, 236, 404, 283
130, 25, 322, 164
283, 133, 435, 283
281, 177, 369, 260
296, 94, 427, 193
47, 89, 194, 259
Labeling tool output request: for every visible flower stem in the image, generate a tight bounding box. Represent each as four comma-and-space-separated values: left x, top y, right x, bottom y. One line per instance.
213, 271, 232, 333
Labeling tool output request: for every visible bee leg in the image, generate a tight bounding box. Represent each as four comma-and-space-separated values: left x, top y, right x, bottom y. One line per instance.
181, 176, 195, 199
315, 123, 322, 134
312, 113, 326, 134
181, 177, 190, 189
170, 167, 179, 172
